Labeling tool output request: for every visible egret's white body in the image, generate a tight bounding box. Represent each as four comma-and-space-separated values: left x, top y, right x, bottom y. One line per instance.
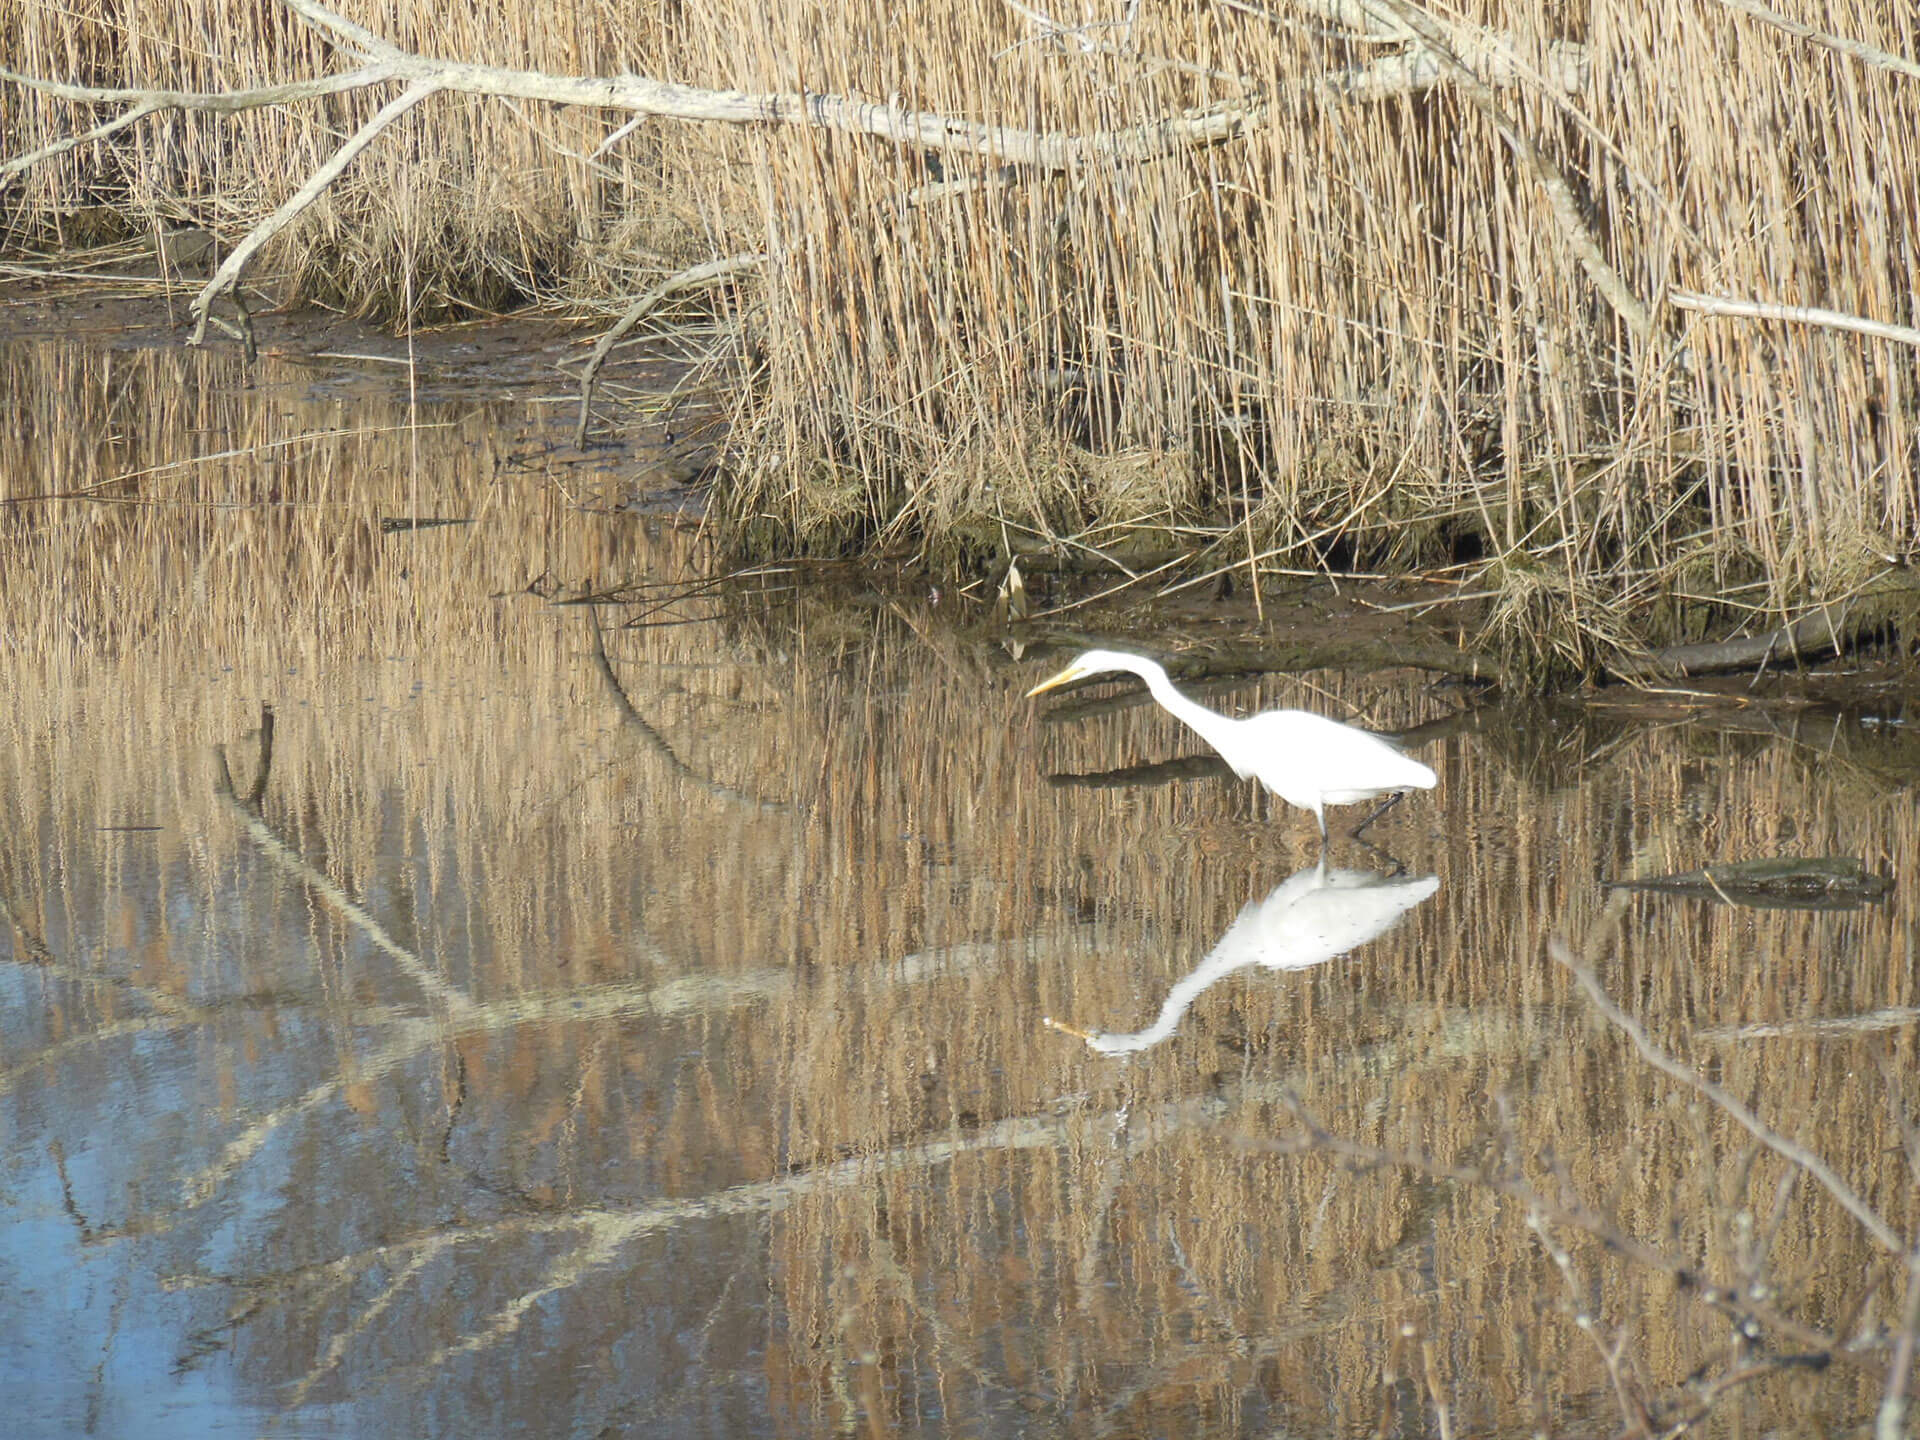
1026, 648, 1436, 842
1046, 859, 1440, 1054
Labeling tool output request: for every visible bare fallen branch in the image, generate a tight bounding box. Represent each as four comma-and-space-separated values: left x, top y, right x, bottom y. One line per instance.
1303, 1, 1592, 100
1366, 0, 1655, 346
1671, 289, 1920, 350
285, 0, 1279, 172
0, 62, 403, 124
189, 79, 440, 350
1616, 563, 1920, 678
1713, 0, 1920, 83
0, 99, 158, 191
282, 0, 396, 57
4, 0, 1607, 376
1274, 0, 1408, 42
0, 64, 407, 200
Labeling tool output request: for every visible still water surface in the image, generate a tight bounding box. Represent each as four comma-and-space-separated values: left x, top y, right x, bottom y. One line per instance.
0, 327, 1915, 1437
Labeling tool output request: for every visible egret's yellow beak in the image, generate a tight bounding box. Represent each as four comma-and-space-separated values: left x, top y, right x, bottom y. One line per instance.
1041, 1015, 1097, 1040
1025, 664, 1083, 698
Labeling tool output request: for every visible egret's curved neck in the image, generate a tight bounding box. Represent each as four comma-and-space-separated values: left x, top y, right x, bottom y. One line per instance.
1093, 949, 1249, 1054
1132, 660, 1240, 754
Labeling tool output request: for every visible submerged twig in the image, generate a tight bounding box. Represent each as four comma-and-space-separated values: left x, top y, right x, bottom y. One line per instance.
1613, 585, 1911, 679
213, 715, 477, 1021
584, 605, 791, 812
1549, 939, 1906, 1258
1881, 1251, 1920, 1440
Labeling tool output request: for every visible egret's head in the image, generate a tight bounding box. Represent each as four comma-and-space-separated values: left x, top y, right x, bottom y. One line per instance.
1024, 649, 1149, 698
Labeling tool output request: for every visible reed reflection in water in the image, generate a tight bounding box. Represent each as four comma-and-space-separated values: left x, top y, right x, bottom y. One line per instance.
0, 330, 1916, 1437
1047, 861, 1440, 1055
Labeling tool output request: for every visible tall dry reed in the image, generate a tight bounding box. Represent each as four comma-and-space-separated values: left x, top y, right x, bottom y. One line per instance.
4, 0, 1918, 678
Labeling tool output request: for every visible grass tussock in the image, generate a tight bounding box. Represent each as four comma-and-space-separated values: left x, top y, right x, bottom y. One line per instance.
4, 0, 1920, 680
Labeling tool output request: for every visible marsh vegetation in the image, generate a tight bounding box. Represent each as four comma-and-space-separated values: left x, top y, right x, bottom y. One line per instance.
4, 3, 1920, 1424
0, 328, 1917, 1436
4, 0, 1919, 683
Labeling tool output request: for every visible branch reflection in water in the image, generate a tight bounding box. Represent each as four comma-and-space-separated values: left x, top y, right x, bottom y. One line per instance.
1045, 860, 1439, 1055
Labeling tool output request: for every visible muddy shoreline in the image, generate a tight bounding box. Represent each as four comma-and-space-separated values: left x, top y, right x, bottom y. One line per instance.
4, 276, 1915, 719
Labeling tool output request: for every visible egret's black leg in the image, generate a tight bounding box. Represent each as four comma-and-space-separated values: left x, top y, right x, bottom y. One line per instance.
1348, 789, 1404, 841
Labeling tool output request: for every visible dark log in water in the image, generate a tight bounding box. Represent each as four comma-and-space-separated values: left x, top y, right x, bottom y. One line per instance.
1607, 857, 1893, 911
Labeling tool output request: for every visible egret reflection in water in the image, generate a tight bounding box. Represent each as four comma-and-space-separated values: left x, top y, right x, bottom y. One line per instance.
1046, 861, 1440, 1055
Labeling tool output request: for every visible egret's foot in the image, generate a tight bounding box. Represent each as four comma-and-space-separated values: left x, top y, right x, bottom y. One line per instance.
1349, 830, 1411, 875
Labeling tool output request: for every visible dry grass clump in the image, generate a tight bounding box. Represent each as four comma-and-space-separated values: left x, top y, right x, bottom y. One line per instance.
5, 0, 1920, 681
1476, 551, 1648, 688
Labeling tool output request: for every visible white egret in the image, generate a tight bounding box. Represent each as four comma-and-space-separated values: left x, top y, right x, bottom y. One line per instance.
1025, 649, 1436, 843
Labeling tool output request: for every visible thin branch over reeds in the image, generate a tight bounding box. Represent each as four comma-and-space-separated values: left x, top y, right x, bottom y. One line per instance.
1671, 290, 1920, 351
575, 253, 764, 446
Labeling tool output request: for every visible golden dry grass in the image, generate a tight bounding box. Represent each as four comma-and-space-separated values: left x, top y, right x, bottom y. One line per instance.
3, 0, 1919, 678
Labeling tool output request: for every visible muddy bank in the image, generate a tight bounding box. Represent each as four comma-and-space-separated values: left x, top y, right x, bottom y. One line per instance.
0, 276, 721, 513
5, 280, 1915, 713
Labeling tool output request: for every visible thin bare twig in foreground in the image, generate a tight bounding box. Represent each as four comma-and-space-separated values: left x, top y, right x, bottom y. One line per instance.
1524, 1206, 1656, 1435
1549, 939, 1906, 1257
1271, 1088, 1886, 1366
1659, 1355, 1835, 1440
574, 253, 764, 447
1879, 1255, 1920, 1440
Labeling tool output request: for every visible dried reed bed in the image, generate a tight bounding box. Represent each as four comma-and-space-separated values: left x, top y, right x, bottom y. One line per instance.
0, 333, 782, 1008
7, 0, 1920, 679
0, 0, 694, 311
1, 339, 1916, 1430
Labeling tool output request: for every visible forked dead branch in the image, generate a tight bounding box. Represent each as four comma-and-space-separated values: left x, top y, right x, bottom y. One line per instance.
1, 0, 1612, 375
